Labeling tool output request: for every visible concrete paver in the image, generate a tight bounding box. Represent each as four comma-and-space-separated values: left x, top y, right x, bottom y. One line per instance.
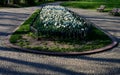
0, 3, 120, 75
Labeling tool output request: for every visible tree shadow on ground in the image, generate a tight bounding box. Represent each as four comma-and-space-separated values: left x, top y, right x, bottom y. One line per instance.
64, 55, 120, 64
0, 11, 30, 18
105, 67, 120, 75
0, 45, 119, 75
0, 67, 37, 75
0, 24, 16, 27
80, 14, 120, 20
0, 17, 24, 22
0, 32, 12, 36
62, 55, 120, 74
0, 46, 26, 53
0, 56, 85, 75
0, 11, 30, 24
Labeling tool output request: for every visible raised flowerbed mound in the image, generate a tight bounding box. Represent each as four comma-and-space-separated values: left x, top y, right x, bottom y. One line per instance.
31, 5, 91, 39
9, 7, 112, 53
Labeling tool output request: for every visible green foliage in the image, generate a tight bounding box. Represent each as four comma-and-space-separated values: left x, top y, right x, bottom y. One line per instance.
9, 9, 40, 43
61, 0, 120, 10
17, 39, 29, 47
27, 32, 36, 38
35, 5, 91, 40
61, 2, 103, 9
86, 26, 110, 40
9, 34, 22, 43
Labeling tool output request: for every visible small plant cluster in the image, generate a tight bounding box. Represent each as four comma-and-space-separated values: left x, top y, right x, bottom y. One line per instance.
109, 8, 120, 16
32, 5, 91, 39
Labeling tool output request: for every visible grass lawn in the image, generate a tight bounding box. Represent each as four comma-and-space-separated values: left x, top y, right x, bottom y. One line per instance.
9, 9, 112, 52
61, 0, 120, 12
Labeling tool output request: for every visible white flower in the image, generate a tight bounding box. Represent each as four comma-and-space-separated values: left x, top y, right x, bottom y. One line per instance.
44, 24, 47, 27
39, 5, 88, 32
54, 22, 57, 26
81, 28, 84, 31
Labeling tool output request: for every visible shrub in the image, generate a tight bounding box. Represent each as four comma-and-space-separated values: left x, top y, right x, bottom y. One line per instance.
32, 5, 91, 39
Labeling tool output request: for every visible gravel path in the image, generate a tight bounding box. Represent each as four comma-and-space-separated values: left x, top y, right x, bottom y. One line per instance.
0, 3, 120, 75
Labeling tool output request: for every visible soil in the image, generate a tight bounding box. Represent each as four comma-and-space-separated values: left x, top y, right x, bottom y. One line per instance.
22, 34, 81, 49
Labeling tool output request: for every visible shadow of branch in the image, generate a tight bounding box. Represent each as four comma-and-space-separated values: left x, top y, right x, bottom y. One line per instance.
0, 56, 85, 75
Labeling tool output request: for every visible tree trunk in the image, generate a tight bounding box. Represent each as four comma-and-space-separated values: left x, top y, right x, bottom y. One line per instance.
6, 0, 10, 4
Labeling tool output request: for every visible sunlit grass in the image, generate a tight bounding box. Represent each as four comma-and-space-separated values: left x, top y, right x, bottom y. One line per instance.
61, 0, 120, 10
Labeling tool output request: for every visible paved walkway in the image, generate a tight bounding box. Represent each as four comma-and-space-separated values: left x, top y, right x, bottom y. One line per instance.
0, 3, 120, 75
